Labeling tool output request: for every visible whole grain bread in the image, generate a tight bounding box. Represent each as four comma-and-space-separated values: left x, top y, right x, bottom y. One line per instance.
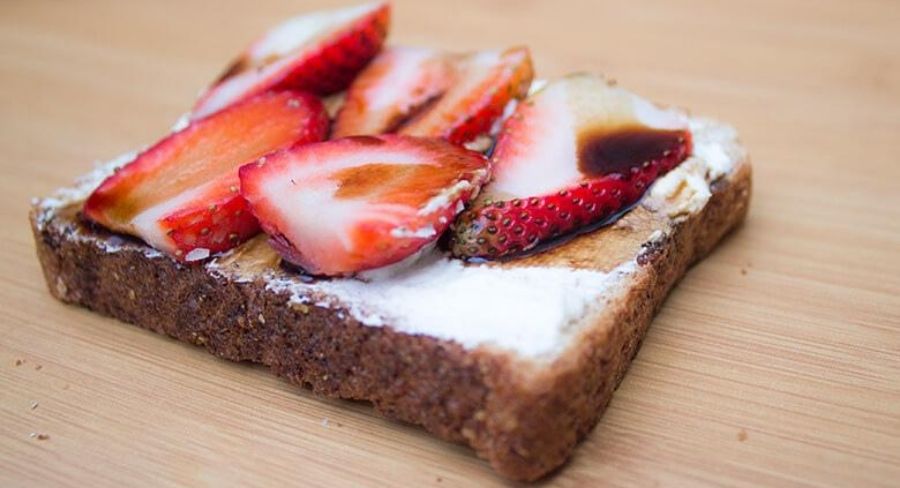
30, 117, 751, 481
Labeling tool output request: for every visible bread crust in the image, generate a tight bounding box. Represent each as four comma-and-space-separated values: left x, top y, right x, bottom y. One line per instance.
30, 157, 750, 481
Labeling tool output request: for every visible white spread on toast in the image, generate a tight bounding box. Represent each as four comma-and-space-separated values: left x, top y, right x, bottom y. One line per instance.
265, 252, 637, 357
34, 115, 744, 359
643, 117, 744, 220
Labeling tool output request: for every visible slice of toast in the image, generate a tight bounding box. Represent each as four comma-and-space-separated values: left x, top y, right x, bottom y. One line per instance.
30, 115, 750, 481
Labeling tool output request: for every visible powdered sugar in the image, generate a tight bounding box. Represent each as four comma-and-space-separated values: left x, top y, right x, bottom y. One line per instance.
33, 150, 138, 229
418, 180, 474, 215
170, 113, 191, 132
184, 247, 211, 262
389, 224, 436, 239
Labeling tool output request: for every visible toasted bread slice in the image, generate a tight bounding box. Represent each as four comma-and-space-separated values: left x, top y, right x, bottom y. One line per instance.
30, 114, 750, 481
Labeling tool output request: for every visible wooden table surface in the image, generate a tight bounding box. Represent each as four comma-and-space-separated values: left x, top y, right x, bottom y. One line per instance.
2, 0, 899, 486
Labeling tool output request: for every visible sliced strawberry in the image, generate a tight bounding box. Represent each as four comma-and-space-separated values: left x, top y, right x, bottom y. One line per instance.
192, 2, 390, 119
156, 174, 259, 257
449, 74, 692, 259
84, 91, 328, 260
332, 46, 454, 138
239, 135, 489, 276
400, 47, 533, 145
333, 46, 533, 145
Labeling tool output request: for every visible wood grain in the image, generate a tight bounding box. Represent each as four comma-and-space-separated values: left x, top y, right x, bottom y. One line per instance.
2, 0, 899, 486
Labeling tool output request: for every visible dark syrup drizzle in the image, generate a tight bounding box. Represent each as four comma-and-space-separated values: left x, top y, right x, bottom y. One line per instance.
278, 259, 327, 283
577, 125, 686, 177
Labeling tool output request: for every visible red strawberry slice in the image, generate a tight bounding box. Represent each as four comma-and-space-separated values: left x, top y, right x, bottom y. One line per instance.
400, 47, 533, 145
332, 46, 454, 138
449, 74, 693, 259
238, 135, 489, 276
333, 46, 533, 145
84, 90, 328, 260
192, 2, 390, 119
